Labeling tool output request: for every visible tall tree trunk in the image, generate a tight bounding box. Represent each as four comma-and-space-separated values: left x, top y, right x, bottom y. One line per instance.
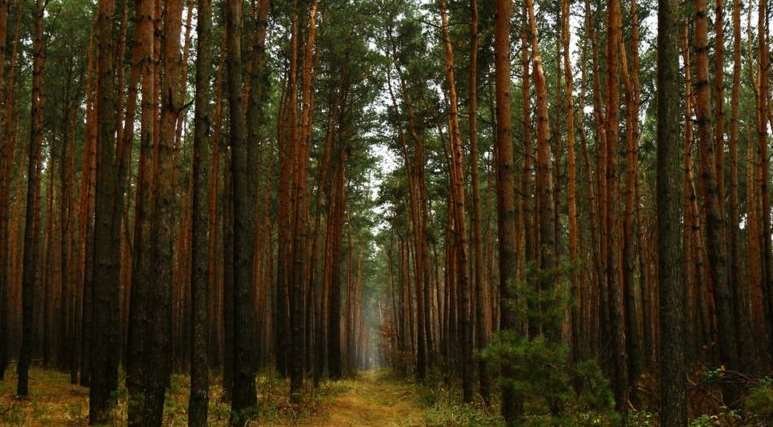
693, 0, 739, 394
526, 0, 557, 340
682, 27, 704, 357
78, 30, 99, 387
226, 0, 258, 420
657, 0, 686, 420
619, 19, 642, 389
728, 0, 753, 367
561, 0, 580, 362
468, 0, 490, 404
189, 0, 213, 423
289, 0, 318, 402
17, 0, 46, 397
112, 0, 136, 369
222, 156, 234, 398
327, 146, 347, 379
127, 0, 157, 421
0, 0, 11, 381
275, 6, 299, 378
59, 83, 77, 375
605, 0, 629, 411
42, 155, 56, 366
588, 1, 610, 361
757, 0, 772, 359
207, 58, 224, 370
312, 92, 339, 386
494, 0, 520, 421
245, 0, 271, 374
438, 0, 472, 402
90, 0, 121, 420
117, 0, 144, 367
519, 27, 533, 337
131, 0, 184, 421
713, 0, 726, 223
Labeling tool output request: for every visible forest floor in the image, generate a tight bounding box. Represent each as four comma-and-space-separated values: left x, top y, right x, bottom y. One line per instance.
0, 365, 497, 426
314, 370, 425, 426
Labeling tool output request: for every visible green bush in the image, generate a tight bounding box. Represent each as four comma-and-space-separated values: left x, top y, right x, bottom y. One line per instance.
745, 378, 773, 423
481, 332, 617, 424
419, 384, 503, 426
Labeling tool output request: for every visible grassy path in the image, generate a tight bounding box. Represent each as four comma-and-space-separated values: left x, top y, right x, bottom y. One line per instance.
314, 370, 425, 426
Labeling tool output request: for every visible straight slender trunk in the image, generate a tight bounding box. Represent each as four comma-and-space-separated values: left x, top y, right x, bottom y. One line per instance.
619, 21, 642, 388
757, 0, 772, 359
313, 98, 338, 386
90, 0, 121, 421
290, 0, 318, 402
327, 147, 347, 379
59, 84, 77, 375
135, 0, 183, 420
438, 0, 472, 402
728, 0, 753, 366
17, 0, 46, 397
693, 0, 739, 393
468, 0, 490, 404
112, 0, 136, 369
526, 0, 557, 340
207, 59, 224, 370
0, 0, 11, 381
245, 0, 271, 374
42, 156, 56, 366
275, 7, 299, 378
657, 0, 687, 419
226, 0, 259, 421
713, 0, 726, 220
605, 0, 629, 411
519, 28, 533, 337
117, 0, 144, 367
589, 3, 610, 361
189, 0, 212, 423
561, 0, 580, 363
127, 0, 157, 421
387, 58, 428, 380
494, 0, 520, 421
222, 157, 234, 397
78, 31, 98, 386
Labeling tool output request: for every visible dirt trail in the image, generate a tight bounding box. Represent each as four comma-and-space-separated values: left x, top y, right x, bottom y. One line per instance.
312, 370, 425, 426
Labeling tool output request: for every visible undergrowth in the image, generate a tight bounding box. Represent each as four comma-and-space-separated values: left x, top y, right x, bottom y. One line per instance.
0, 364, 333, 425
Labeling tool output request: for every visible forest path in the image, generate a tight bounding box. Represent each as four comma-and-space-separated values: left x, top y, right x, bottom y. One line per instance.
312, 370, 426, 426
